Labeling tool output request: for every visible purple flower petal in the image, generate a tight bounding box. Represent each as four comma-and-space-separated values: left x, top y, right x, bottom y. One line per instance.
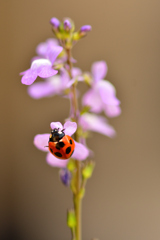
91, 61, 108, 83
72, 67, 82, 78
66, 79, 76, 88
21, 69, 38, 85
72, 141, 89, 161
64, 121, 77, 136
31, 56, 42, 62
59, 168, 71, 186
82, 88, 103, 113
48, 75, 65, 93
34, 134, 50, 152
28, 81, 54, 99
48, 46, 63, 64
20, 69, 30, 76
80, 25, 92, 33
50, 17, 60, 28
31, 59, 52, 71
104, 104, 121, 117
50, 122, 63, 130
38, 66, 58, 78
21, 59, 56, 85
98, 80, 120, 105
66, 78, 83, 88
46, 152, 69, 168
60, 68, 70, 87
79, 113, 116, 137
36, 38, 59, 57
61, 67, 82, 88
27, 75, 65, 99
64, 19, 72, 30
97, 80, 121, 117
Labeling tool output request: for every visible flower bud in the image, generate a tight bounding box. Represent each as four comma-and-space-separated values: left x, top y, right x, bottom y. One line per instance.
82, 161, 95, 179
80, 25, 92, 33
50, 17, 60, 29
64, 19, 72, 31
80, 25, 92, 37
67, 209, 76, 228
59, 168, 71, 186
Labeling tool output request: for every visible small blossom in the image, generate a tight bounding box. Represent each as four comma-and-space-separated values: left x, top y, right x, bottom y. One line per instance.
50, 17, 60, 29
27, 75, 62, 99
34, 121, 89, 168
91, 61, 107, 83
36, 38, 59, 58
79, 25, 92, 38
64, 19, 72, 31
20, 46, 63, 85
59, 168, 71, 186
82, 61, 121, 117
27, 67, 82, 99
35, 38, 76, 65
79, 113, 116, 137
80, 25, 92, 33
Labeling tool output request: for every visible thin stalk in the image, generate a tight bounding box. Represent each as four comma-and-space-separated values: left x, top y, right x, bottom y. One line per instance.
71, 227, 76, 240
66, 48, 82, 240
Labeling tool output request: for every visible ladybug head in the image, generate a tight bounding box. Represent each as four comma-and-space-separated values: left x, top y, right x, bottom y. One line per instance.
49, 128, 65, 142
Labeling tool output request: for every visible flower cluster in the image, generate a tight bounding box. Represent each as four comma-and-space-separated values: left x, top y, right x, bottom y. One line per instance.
20, 17, 122, 240
20, 16, 121, 177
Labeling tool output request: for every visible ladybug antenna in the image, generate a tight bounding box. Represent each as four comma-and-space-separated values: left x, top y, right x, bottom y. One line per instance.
62, 128, 65, 132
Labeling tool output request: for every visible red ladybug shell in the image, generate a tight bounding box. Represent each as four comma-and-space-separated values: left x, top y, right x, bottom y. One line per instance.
49, 135, 75, 159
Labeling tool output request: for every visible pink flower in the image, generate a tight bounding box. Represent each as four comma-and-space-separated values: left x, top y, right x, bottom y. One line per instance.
59, 168, 71, 186
20, 45, 63, 85
80, 25, 92, 33
34, 121, 89, 168
79, 113, 116, 137
36, 38, 59, 58
27, 67, 82, 99
82, 61, 121, 117
50, 17, 60, 29
63, 19, 72, 31
34, 38, 76, 64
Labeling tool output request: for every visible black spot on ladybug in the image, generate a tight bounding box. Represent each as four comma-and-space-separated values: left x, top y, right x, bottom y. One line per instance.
50, 148, 53, 153
55, 143, 60, 150
54, 152, 62, 158
69, 139, 72, 144
59, 142, 65, 148
66, 146, 71, 154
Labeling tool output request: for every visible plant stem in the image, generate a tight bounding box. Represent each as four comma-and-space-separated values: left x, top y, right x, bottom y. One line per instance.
66, 48, 82, 240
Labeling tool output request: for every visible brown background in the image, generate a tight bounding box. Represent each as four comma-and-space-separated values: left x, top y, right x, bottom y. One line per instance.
1, 0, 160, 239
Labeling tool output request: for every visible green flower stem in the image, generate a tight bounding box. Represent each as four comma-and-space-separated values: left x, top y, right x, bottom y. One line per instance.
74, 159, 81, 240
71, 227, 76, 240
66, 48, 82, 240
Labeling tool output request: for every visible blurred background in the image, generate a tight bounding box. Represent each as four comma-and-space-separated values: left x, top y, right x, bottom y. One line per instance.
1, 0, 160, 239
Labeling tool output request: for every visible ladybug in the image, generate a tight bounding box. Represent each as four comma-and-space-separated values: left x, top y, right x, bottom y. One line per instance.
48, 128, 75, 159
